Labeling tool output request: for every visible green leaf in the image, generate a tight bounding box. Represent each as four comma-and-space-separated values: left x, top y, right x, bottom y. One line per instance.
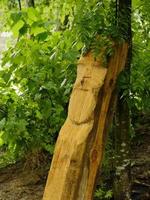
0, 131, 4, 146
35, 110, 43, 120
0, 118, 6, 130
30, 26, 46, 36
10, 12, 22, 23
36, 32, 48, 41
12, 20, 25, 37
27, 7, 38, 22
105, 190, 112, 199
2, 73, 11, 83
76, 41, 83, 50
42, 143, 54, 154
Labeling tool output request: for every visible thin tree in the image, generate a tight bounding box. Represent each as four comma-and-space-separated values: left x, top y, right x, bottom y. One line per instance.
18, 0, 21, 10
113, 0, 132, 199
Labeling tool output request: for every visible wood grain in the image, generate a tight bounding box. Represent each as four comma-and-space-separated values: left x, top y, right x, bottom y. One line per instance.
43, 43, 128, 200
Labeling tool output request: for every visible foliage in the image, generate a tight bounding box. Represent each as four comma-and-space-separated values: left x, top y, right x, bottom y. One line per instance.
95, 186, 112, 200
130, 1, 150, 112
0, 6, 78, 158
0, 0, 149, 172
0, 0, 119, 159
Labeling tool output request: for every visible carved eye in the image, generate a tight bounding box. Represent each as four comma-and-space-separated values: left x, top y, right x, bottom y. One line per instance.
81, 79, 84, 85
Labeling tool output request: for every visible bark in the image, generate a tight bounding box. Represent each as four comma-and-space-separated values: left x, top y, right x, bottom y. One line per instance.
18, 0, 22, 10
113, 99, 131, 200
26, 0, 35, 7
43, 42, 128, 200
113, 0, 132, 199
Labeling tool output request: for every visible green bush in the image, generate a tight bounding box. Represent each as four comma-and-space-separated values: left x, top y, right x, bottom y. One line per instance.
0, 7, 79, 158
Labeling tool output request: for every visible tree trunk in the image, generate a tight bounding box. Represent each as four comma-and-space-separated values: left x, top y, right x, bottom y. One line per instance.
26, 0, 35, 7
113, 99, 131, 200
43, 43, 128, 200
113, 0, 132, 199
18, 0, 22, 10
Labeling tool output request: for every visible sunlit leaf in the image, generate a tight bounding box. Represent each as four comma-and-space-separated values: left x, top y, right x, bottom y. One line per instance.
12, 20, 25, 37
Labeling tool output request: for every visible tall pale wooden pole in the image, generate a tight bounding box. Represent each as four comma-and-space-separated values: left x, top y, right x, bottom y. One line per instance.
43, 42, 128, 200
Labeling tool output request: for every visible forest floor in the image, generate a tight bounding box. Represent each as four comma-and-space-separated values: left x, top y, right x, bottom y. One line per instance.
0, 160, 49, 200
0, 113, 149, 200
131, 113, 150, 200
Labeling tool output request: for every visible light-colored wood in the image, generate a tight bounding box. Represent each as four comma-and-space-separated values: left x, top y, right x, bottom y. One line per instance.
43, 43, 128, 200
85, 43, 128, 199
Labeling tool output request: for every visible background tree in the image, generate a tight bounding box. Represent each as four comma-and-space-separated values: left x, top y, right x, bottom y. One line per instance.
113, 0, 132, 199
26, 0, 35, 7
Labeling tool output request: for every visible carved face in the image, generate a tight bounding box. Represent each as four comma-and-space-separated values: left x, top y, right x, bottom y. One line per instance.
68, 53, 107, 124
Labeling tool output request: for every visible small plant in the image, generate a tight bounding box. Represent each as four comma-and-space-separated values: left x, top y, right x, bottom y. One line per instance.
95, 187, 113, 200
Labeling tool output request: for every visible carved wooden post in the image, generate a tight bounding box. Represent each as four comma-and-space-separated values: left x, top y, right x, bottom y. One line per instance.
43, 43, 128, 200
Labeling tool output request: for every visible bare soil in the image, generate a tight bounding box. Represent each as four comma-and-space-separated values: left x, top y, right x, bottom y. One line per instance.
0, 161, 49, 200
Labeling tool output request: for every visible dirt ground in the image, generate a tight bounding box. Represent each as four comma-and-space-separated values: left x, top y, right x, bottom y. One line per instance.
0, 161, 48, 200
0, 113, 149, 200
131, 113, 150, 199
